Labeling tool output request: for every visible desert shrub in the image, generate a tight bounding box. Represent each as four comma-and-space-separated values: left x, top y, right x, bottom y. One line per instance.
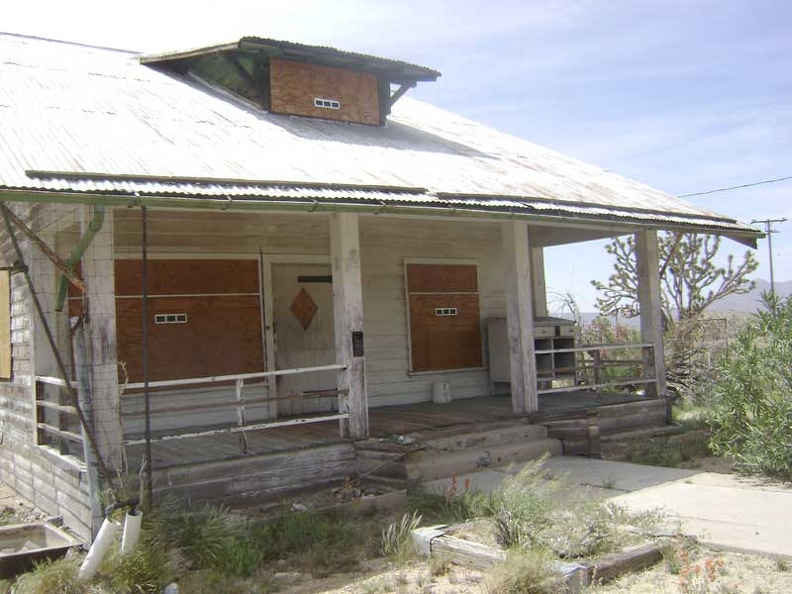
381, 511, 421, 562
408, 479, 492, 524
488, 458, 561, 548
484, 548, 561, 594
177, 569, 276, 594
136, 503, 264, 578
260, 511, 366, 576
106, 536, 176, 593
707, 294, 792, 479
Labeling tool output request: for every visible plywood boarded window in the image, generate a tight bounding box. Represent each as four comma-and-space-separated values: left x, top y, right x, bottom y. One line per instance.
406, 263, 483, 372
269, 58, 380, 125
0, 271, 10, 380
115, 259, 264, 384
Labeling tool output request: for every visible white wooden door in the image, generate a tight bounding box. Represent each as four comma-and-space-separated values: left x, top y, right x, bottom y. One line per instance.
272, 263, 337, 416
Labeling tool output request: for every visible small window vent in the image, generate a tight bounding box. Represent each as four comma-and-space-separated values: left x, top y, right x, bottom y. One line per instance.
435, 307, 458, 317
155, 313, 188, 325
314, 97, 341, 110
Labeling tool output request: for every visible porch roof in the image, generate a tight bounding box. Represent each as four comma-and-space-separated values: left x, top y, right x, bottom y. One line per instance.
0, 33, 760, 245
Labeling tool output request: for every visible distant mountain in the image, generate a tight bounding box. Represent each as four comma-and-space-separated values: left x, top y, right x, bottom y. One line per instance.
709, 279, 792, 313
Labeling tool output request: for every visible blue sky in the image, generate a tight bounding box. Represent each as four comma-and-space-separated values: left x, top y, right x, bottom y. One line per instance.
5, 0, 791, 311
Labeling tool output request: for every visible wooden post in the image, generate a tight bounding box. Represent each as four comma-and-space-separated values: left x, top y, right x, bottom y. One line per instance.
235, 379, 248, 454
80, 207, 124, 470
330, 213, 368, 439
73, 322, 103, 537
501, 221, 537, 414
635, 231, 667, 407
531, 246, 548, 318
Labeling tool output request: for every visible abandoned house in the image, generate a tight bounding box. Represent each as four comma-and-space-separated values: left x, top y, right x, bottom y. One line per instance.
0, 33, 760, 540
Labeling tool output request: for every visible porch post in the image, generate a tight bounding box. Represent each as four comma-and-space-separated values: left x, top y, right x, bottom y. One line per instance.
502, 221, 537, 414
80, 207, 124, 470
531, 247, 548, 318
635, 230, 667, 405
330, 213, 368, 439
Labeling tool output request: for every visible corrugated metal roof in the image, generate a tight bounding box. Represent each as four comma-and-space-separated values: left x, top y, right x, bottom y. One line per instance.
140, 37, 441, 81
0, 33, 758, 239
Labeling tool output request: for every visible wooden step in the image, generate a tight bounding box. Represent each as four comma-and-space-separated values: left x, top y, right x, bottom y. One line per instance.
411, 438, 563, 482
423, 424, 549, 451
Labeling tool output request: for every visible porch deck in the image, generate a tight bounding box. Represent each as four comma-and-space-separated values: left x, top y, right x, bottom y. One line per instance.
124, 391, 653, 471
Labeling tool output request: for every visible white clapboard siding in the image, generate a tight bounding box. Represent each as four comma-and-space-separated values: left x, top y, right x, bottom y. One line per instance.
359, 216, 504, 407
111, 209, 509, 416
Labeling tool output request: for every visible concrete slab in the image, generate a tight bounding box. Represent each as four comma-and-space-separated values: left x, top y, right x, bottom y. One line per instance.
541, 456, 701, 493
421, 457, 792, 560
610, 473, 792, 559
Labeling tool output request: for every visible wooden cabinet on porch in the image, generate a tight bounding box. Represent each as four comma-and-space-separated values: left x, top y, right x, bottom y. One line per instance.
487, 317, 578, 391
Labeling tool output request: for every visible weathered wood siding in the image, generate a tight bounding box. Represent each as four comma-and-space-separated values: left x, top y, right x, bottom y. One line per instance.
0, 202, 92, 541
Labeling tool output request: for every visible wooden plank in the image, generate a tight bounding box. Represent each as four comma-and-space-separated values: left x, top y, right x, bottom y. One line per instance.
530, 247, 548, 318
115, 259, 260, 296
635, 231, 667, 402
269, 58, 380, 126
125, 363, 345, 389
35, 400, 78, 415
116, 295, 264, 383
408, 294, 483, 371
406, 263, 478, 293
431, 534, 506, 570
502, 221, 537, 413
124, 413, 350, 445
37, 423, 83, 444
331, 213, 368, 439
0, 270, 9, 380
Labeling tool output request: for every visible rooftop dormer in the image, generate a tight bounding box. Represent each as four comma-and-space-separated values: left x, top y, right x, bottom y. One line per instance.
140, 37, 441, 126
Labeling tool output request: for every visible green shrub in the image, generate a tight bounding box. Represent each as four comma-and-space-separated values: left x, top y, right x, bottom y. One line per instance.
484, 548, 561, 594
707, 294, 792, 479
13, 556, 92, 594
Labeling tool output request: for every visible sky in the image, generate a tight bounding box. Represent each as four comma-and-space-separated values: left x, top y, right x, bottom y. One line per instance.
4, 0, 790, 311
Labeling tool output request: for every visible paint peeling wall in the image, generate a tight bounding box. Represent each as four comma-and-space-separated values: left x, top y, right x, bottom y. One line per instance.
0, 202, 92, 541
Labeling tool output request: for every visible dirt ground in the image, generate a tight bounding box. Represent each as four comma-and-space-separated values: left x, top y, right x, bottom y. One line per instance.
271, 548, 792, 594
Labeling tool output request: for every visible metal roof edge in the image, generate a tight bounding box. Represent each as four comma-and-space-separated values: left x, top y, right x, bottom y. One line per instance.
139, 41, 241, 64
0, 187, 763, 241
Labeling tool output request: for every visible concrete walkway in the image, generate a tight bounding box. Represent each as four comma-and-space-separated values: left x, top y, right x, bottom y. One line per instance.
426, 457, 792, 559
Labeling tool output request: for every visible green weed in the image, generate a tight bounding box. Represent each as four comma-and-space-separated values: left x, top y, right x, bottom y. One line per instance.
381, 511, 422, 563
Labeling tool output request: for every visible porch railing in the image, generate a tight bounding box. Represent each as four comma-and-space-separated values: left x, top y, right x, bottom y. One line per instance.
122, 363, 349, 454
535, 343, 657, 395
35, 375, 84, 460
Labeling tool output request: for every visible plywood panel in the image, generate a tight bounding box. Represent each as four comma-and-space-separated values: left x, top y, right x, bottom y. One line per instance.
115, 259, 259, 296
269, 58, 380, 126
406, 263, 478, 293
116, 295, 264, 383
0, 271, 10, 379
409, 294, 483, 372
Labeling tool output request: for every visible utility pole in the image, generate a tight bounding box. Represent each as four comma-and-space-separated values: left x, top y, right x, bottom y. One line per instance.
750, 217, 787, 296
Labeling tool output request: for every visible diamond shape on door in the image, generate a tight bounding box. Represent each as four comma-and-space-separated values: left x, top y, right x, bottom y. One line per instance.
290, 287, 318, 330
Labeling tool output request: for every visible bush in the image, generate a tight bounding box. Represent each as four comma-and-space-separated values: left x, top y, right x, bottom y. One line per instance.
707, 294, 792, 479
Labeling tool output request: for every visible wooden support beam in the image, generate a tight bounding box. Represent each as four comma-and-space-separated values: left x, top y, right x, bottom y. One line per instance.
502, 221, 537, 413
635, 230, 667, 406
330, 213, 368, 439
531, 246, 548, 318
389, 82, 416, 107
0, 203, 85, 292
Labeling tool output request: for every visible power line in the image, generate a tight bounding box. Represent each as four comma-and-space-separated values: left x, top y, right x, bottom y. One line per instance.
678, 175, 792, 198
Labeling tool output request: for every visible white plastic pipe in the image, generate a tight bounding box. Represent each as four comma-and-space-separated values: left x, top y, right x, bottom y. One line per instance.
120, 510, 143, 556
78, 517, 120, 581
